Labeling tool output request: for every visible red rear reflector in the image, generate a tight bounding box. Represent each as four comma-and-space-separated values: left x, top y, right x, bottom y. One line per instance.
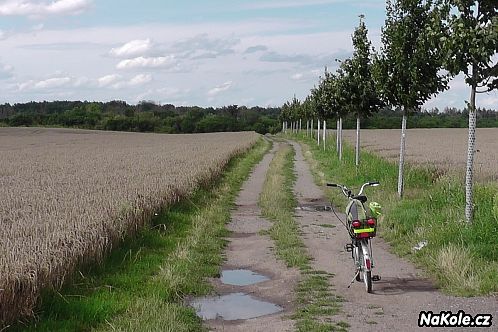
365, 259, 371, 270
367, 218, 376, 226
352, 220, 361, 228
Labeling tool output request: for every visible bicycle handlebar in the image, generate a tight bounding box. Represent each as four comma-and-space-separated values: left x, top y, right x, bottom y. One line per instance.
326, 181, 380, 198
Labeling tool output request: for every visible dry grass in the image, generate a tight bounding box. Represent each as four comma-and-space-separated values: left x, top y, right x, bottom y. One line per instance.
0, 127, 258, 325
342, 128, 498, 182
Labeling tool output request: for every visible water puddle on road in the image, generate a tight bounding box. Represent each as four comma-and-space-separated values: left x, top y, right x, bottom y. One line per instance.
191, 293, 282, 320
296, 204, 331, 212
221, 269, 270, 286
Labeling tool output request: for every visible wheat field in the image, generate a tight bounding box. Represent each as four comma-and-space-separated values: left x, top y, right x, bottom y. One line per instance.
0, 127, 259, 324
342, 128, 498, 182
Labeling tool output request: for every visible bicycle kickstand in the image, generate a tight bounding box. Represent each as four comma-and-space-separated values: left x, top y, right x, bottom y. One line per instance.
347, 270, 360, 288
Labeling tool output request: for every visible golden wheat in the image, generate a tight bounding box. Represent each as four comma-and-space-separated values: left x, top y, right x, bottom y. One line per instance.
0, 127, 259, 324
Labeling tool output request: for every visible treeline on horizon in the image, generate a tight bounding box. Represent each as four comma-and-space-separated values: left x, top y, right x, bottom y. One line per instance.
0, 101, 281, 134
0, 100, 497, 134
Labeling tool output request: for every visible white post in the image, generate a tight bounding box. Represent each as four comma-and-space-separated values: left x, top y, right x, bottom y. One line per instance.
323, 120, 326, 150
465, 83, 477, 223
338, 117, 343, 161
398, 110, 407, 198
356, 115, 360, 166
317, 118, 321, 145
336, 119, 339, 152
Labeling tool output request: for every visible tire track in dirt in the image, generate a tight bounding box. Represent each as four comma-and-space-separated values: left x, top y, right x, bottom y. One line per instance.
289, 140, 498, 332
202, 141, 300, 332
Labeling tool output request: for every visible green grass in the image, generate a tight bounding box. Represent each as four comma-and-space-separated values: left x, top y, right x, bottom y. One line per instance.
12, 138, 270, 332
288, 132, 498, 296
259, 143, 348, 332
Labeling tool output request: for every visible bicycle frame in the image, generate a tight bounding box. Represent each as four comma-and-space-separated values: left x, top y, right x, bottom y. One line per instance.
327, 181, 379, 293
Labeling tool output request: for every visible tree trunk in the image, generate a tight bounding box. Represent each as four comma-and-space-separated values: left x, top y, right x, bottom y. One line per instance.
398, 109, 407, 198
299, 119, 302, 135
339, 117, 343, 161
356, 115, 360, 166
311, 119, 314, 138
317, 118, 321, 145
323, 120, 326, 150
465, 81, 477, 223
282, 121, 285, 133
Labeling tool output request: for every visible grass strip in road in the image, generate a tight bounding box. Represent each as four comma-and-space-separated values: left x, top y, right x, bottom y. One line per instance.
290, 133, 498, 296
259, 143, 348, 332
12, 138, 270, 332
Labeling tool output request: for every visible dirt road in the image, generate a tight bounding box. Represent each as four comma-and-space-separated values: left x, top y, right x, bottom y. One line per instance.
290, 140, 498, 331
195, 139, 497, 331
199, 142, 299, 331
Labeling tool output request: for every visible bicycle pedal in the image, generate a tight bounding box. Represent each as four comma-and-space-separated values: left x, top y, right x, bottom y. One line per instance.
344, 244, 353, 252
372, 275, 381, 282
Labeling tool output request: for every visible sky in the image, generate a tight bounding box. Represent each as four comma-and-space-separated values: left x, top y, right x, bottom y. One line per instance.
0, 0, 496, 109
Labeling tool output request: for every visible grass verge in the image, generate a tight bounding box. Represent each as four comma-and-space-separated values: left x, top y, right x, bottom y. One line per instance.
12, 138, 270, 332
259, 142, 348, 332
289, 132, 498, 296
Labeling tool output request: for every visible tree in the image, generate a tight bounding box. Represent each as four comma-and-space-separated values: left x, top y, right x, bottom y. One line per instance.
442, 0, 497, 222
374, 0, 449, 198
345, 15, 383, 165
334, 60, 355, 160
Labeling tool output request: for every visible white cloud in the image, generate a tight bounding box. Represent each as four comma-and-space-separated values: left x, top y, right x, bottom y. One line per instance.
291, 73, 304, 80
116, 56, 176, 70
32, 23, 44, 31
34, 77, 71, 89
480, 95, 498, 108
128, 73, 151, 86
97, 74, 120, 87
0, 63, 14, 79
18, 76, 71, 90
110, 39, 152, 58
207, 81, 233, 96
0, 0, 91, 17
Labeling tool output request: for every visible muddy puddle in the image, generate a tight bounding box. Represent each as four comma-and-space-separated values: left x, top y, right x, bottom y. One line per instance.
296, 204, 331, 212
221, 269, 270, 286
190, 292, 283, 320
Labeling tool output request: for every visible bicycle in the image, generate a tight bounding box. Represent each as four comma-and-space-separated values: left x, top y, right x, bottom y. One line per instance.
326, 181, 382, 293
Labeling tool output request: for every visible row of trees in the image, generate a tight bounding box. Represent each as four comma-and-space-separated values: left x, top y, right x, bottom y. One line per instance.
280, 0, 497, 223
0, 101, 281, 134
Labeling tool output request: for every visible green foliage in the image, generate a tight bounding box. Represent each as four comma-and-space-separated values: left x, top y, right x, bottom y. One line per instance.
294, 134, 498, 295
0, 101, 280, 134
374, 0, 449, 112
344, 17, 384, 118
443, 0, 497, 90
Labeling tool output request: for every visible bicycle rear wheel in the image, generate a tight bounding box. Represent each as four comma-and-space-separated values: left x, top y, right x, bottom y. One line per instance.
360, 240, 372, 293
353, 242, 362, 281
364, 270, 372, 293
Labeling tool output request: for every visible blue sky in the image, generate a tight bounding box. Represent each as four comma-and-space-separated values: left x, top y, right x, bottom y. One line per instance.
0, 0, 496, 109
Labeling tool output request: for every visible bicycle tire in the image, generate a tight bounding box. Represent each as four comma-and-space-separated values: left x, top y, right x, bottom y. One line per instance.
354, 244, 362, 281
364, 270, 372, 293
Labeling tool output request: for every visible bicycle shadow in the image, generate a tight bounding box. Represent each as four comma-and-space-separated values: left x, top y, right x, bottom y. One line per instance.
372, 276, 437, 295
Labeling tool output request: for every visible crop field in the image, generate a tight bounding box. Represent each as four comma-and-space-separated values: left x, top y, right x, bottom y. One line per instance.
342, 128, 498, 182
0, 127, 259, 324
